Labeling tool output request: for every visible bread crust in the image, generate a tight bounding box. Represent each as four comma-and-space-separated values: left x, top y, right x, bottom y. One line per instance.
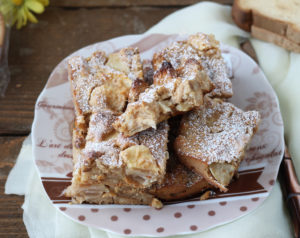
252, 25, 300, 53
252, 10, 287, 36
232, 0, 252, 32
287, 25, 300, 44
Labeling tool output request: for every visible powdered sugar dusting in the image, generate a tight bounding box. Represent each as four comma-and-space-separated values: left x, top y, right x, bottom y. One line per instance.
152, 33, 232, 98
137, 122, 169, 170
87, 111, 116, 142
68, 52, 107, 116
153, 41, 201, 71
201, 55, 232, 97
139, 85, 161, 103
82, 113, 169, 174
177, 99, 260, 164
84, 140, 121, 167
156, 156, 205, 189
68, 51, 137, 116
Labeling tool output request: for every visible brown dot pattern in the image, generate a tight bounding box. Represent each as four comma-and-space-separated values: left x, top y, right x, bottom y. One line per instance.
124, 229, 131, 234
251, 197, 259, 202
174, 212, 182, 218
219, 201, 227, 206
143, 215, 150, 220
208, 210, 216, 216
269, 179, 275, 185
111, 215, 118, 221
187, 205, 195, 209
157, 227, 164, 233
59, 207, 66, 211
91, 208, 99, 213
240, 206, 247, 212
123, 208, 131, 212
190, 225, 198, 231
78, 215, 85, 221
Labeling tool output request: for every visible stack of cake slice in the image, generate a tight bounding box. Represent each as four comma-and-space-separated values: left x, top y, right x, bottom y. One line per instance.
66, 33, 261, 207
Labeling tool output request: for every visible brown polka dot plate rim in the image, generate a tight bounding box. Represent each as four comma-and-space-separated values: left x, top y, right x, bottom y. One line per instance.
32, 33, 284, 237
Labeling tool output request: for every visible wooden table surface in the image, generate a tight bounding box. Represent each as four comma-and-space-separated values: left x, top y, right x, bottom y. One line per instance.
0, 0, 234, 237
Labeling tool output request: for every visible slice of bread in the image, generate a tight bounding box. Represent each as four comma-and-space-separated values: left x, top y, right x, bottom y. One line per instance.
232, 0, 300, 52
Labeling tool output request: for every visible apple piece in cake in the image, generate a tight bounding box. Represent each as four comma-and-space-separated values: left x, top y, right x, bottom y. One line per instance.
68, 47, 144, 117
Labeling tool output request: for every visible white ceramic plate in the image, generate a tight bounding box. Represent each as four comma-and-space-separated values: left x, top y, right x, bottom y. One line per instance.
32, 34, 284, 237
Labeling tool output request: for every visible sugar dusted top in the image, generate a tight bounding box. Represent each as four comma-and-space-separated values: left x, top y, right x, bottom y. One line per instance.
177, 98, 261, 164
152, 33, 233, 98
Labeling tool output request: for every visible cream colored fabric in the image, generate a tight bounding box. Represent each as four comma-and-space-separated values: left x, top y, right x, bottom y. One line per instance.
5, 2, 298, 237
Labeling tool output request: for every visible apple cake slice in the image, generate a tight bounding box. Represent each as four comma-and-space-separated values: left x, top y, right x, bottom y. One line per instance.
66, 110, 169, 206
113, 52, 215, 137
113, 33, 232, 137
174, 98, 260, 192
66, 48, 169, 207
153, 33, 233, 98
68, 48, 142, 151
